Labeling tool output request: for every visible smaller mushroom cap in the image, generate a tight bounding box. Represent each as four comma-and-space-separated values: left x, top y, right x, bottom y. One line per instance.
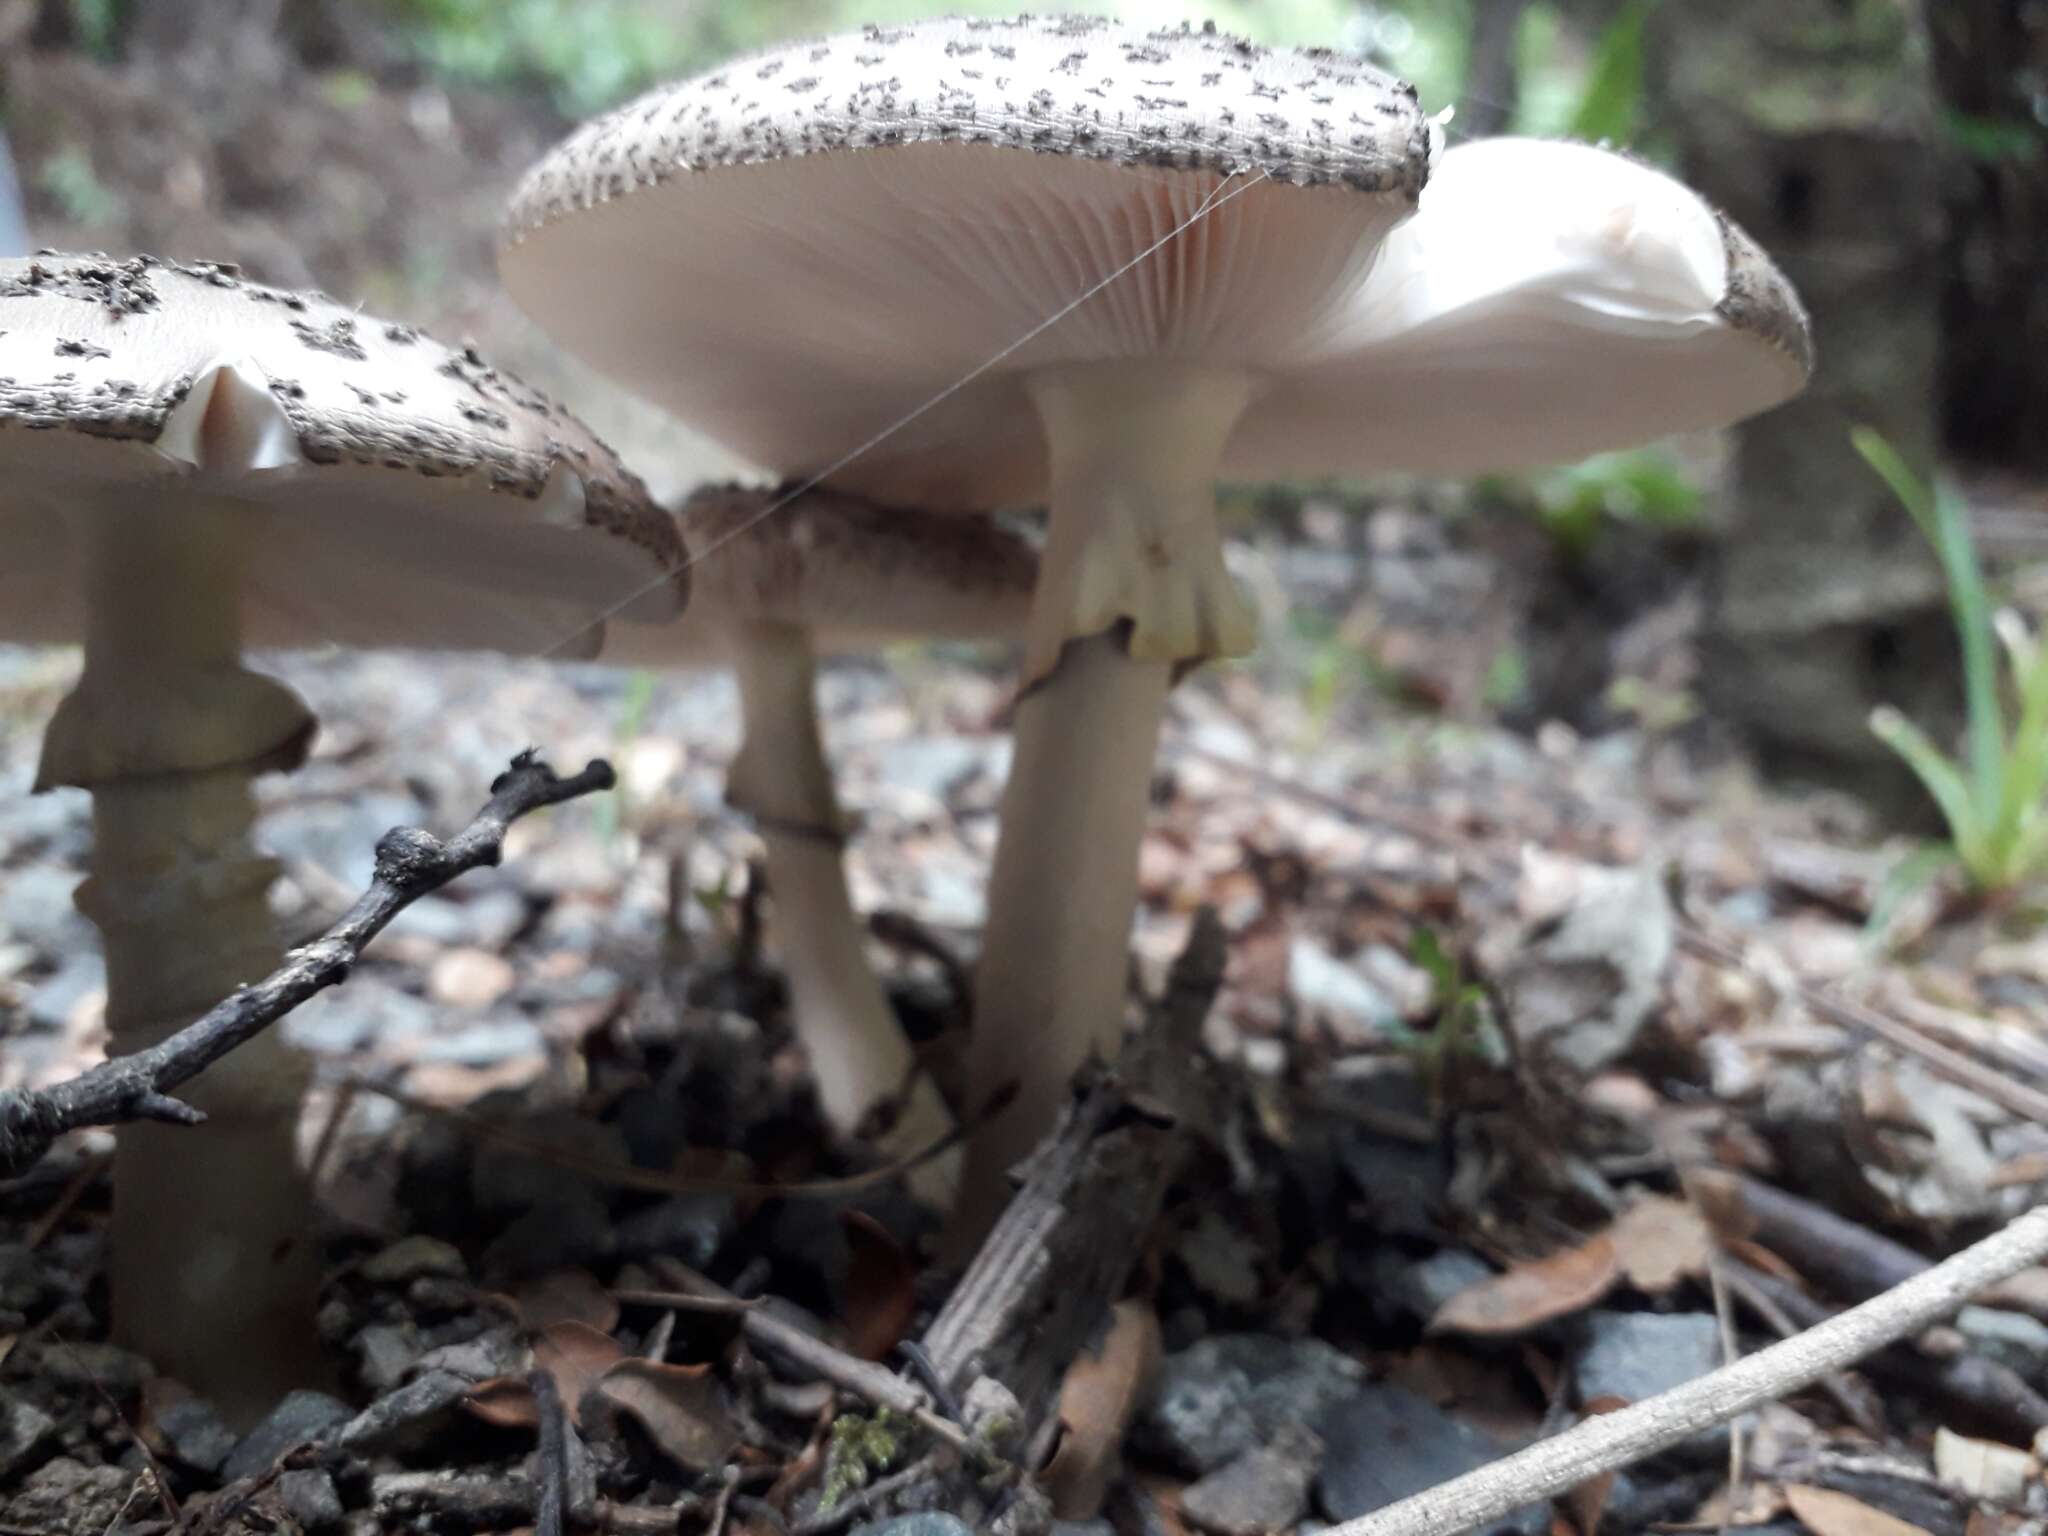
1228, 136, 1814, 477
0, 253, 687, 659
597, 482, 1038, 668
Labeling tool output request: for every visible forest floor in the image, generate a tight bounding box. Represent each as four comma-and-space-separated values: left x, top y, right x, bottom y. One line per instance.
10, 19, 2048, 1536
5, 611, 2048, 1536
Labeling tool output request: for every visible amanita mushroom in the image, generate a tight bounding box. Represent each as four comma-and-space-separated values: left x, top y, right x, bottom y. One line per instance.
496, 18, 1811, 1237
599, 481, 1035, 1181
0, 252, 685, 1421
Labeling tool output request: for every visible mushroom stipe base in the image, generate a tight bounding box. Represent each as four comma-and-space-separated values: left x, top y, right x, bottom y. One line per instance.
35, 503, 325, 1428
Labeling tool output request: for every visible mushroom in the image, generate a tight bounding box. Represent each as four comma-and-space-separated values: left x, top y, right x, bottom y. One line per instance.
497, 18, 1811, 1238
600, 482, 1036, 1182
0, 252, 686, 1421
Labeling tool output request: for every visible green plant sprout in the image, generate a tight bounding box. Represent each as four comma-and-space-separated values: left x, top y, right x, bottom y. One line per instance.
1854, 426, 2048, 894
1383, 927, 1509, 1107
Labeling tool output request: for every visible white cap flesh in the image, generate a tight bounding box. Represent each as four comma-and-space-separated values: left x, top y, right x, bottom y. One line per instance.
500, 15, 1434, 509
1226, 136, 1815, 477
0, 252, 688, 659
598, 482, 1037, 667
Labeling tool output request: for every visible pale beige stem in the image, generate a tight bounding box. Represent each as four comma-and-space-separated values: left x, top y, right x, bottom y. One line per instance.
38, 497, 320, 1427
728, 624, 955, 1197
951, 364, 1254, 1247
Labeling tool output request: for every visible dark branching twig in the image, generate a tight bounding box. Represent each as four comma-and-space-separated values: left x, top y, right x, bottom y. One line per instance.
531, 1366, 569, 1536
0, 751, 615, 1179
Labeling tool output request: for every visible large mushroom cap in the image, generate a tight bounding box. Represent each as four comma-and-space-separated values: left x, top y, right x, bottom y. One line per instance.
1226, 135, 1815, 477
0, 252, 688, 658
600, 482, 1037, 668
500, 14, 1435, 508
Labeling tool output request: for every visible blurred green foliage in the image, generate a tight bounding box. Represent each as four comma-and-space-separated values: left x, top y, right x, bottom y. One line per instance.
67, 0, 126, 59
37, 144, 122, 225
1481, 449, 1705, 560
1856, 428, 2048, 895
372, 0, 1486, 118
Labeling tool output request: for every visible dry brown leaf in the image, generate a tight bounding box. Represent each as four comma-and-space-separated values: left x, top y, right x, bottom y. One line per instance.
1723, 1237, 1808, 1288
514, 1269, 621, 1334
465, 1375, 541, 1429
1135, 1473, 1193, 1536
1043, 1300, 1164, 1520
1689, 1478, 1786, 1529
1428, 1235, 1619, 1337
1977, 1265, 2048, 1321
534, 1320, 628, 1427
840, 1211, 917, 1363
1609, 1194, 1713, 1295
1966, 1509, 2034, 1536
1783, 1482, 1934, 1536
588, 1358, 742, 1473
1685, 1167, 1752, 1244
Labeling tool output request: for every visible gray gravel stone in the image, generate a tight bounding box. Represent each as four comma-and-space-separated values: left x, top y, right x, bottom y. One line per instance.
284, 978, 439, 1055
1180, 1423, 1322, 1536
414, 1327, 527, 1383
1572, 1310, 1727, 1463
0, 865, 91, 958
352, 1322, 424, 1395
1, 1457, 136, 1536
1955, 1306, 2048, 1384
0, 1395, 56, 1480
29, 1340, 152, 1394
153, 1395, 238, 1475
1315, 1385, 1544, 1534
850, 1516, 974, 1536
1349, 1246, 1494, 1331
1574, 1311, 1720, 1405
278, 1469, 346, 1533
1136, 1335, 1364, 1476
223, 1390, 353, 1483
25, 953, 103, 1030
339, 1370, 470, 1453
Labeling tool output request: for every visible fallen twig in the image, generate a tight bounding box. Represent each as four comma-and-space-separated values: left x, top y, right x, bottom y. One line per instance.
0, 751, 615, 1179
1715, 1258, 1886, 1436
532, 1367, 569, 1536
1326, 1199, 2048, 1536
1722, 1254, 2048, 1442
644, 1257, 979, 1459
369, 1472, 698, 1535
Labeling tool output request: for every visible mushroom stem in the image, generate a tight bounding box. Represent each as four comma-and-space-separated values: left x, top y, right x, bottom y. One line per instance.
37, 497, 323, 1427
950, 365, 1252, 1244
727, 624, 956, 1193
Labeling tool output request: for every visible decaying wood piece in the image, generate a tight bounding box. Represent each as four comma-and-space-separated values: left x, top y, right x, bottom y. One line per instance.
923, 908, 1226, 1422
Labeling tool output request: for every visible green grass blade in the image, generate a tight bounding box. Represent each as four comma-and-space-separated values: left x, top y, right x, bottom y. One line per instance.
1566, 0, 1656, 145
1853, 426, 2004, 809
1870, 705, 1987, 880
